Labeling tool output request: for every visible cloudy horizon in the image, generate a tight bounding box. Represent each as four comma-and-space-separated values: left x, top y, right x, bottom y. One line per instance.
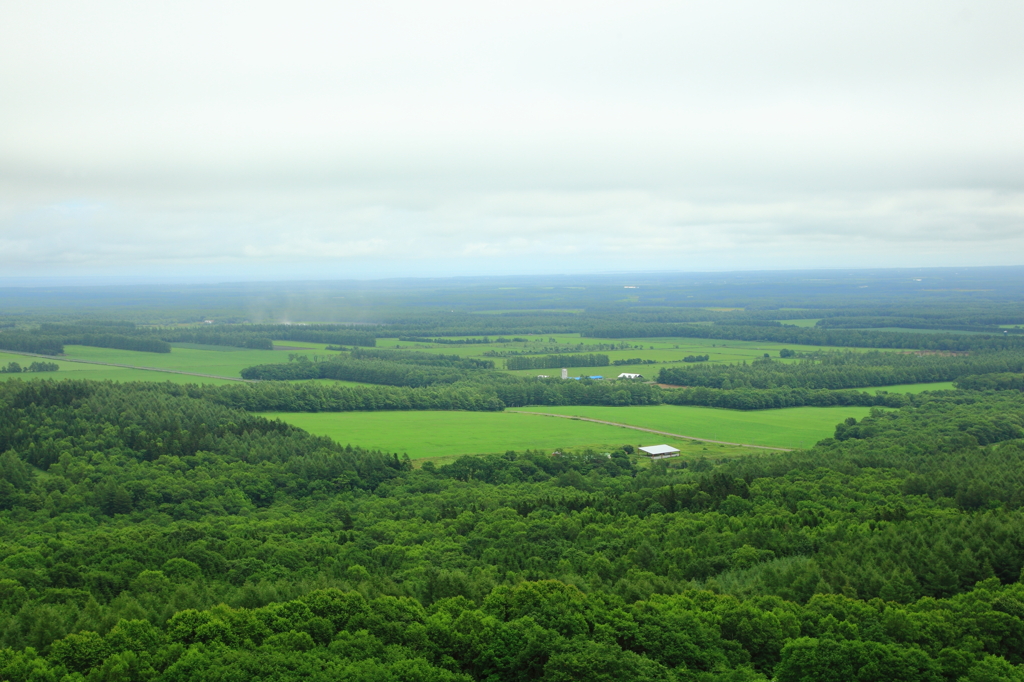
2, 0, 1023, 283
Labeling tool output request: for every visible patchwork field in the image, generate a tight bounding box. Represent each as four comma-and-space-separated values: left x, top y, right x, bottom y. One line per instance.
374, 333, 884, 379
1, 333, 896, 386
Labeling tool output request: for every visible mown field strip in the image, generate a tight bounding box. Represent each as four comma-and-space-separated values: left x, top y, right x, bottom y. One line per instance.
507, 410, 792, 450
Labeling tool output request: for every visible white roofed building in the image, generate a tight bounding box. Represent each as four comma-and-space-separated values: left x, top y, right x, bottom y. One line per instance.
639, 444, 680, 459
618, 373, 643, 379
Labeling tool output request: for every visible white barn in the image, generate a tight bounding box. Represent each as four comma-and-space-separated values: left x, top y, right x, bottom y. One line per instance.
618, 373, 644, 379
639, 444, 680, 460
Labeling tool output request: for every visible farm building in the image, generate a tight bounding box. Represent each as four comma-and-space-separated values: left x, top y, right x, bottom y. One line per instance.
639, 444, 680, 459
618, 373, 644, 379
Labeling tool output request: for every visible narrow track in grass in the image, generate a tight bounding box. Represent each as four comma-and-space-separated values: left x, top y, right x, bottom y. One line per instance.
0, 349, 255, 382
508, 410, 793, 451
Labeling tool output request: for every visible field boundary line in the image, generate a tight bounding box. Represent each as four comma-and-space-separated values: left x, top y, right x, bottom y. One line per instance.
0, 349, 255, 383
507, 410, 793, 451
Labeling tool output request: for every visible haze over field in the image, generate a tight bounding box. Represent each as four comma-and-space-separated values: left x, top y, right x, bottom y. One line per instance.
2, 0, 1023, 283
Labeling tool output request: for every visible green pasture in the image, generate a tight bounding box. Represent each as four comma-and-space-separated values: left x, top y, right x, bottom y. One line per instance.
263, 410, 754, 461
0, 350, 242, 385
777, 318, 821, 327
509, 404, 875, 450
57, 344, 295, 377
0, 343, 317, 384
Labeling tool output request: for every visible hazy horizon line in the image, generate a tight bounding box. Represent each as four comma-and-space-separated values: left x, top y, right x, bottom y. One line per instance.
3, 263, 1024, 290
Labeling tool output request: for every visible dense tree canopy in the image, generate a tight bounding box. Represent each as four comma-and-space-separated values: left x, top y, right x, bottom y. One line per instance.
658, 350, 1024, 390
1, 379, 1024, 679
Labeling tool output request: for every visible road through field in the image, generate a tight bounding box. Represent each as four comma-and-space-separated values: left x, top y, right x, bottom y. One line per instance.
508, 410, 793, 451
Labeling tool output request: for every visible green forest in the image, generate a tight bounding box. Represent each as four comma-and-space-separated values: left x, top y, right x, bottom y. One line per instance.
3, 269, 1024, 680
3, 380, 1024, 680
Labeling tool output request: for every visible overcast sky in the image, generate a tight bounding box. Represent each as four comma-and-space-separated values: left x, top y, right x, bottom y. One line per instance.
2, 0, 1023, 282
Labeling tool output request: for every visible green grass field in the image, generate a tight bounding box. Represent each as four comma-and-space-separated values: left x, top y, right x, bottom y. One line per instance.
0, 352, 242, 383
264, 402, 870, 459
59, 345, 291, 377
509, 404, 875, 450
263, 409, 764, 461
0, 344, 320, 384
0, 350, 236, 385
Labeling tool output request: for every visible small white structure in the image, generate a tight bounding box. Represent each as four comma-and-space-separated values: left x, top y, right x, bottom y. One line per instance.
537, 375, 549, 378
618, 373, 644, 379
561, 368, 568, 380
639, 444, 680, 460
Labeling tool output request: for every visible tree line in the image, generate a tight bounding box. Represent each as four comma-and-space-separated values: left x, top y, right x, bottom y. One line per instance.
239, 355, 475, 387
212, 370, 923, 413
585, 322, 1024, 352
236, 348, 1024, 411
0, 330, 168, 355
0, 332, 65, 355
238, 324, 377, 347
0, 361, 59, 374
2, 322, 376, 356
658, 349, 1024, 390
61, 333, 171, 353
350, 347, 494, 370
816, 315, 1024, 333
155, 329, 274, 349
505, 354, 609, 370
398, 336, 528, 345
955, 372, 1024, 392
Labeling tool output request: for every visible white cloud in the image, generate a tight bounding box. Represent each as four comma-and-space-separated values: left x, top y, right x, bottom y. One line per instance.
1, 0, 1023, 280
